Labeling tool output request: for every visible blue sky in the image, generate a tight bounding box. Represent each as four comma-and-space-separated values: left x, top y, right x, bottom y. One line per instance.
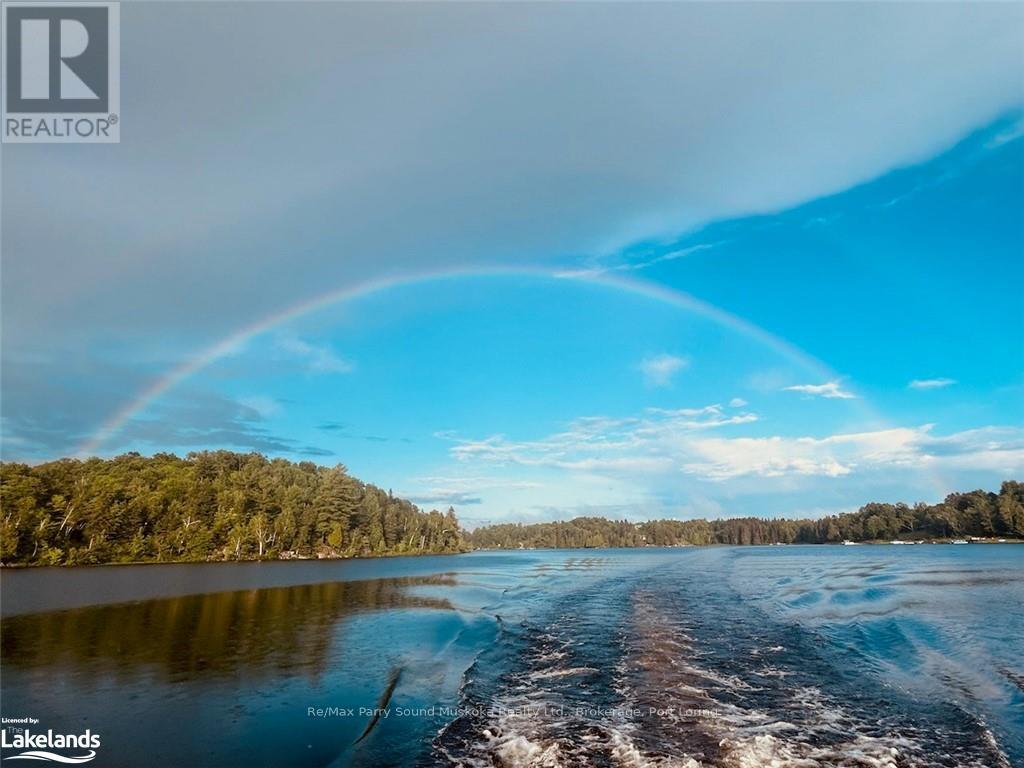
252, 117, 1023, 523
2, 3, 1022, 524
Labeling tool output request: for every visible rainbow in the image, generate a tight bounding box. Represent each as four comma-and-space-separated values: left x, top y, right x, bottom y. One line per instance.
80, 265, 844, 455
78, 265, 920, 487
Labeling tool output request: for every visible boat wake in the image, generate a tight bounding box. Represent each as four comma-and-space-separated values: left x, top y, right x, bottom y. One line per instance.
432, 556, 1015, 768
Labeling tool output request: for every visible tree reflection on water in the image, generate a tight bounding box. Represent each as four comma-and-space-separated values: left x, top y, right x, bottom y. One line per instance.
1, 575, 458, 682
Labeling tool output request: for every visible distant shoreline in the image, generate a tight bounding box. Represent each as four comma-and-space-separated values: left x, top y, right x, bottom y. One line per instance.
468, 484, 1024, 550
3, 537, 1021, 569
468, 538, 1024, 552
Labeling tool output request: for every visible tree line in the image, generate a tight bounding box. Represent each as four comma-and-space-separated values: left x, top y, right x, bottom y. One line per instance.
2, 453, 1020, 565
466, 482, 1024, 549
0, 451, 466, 566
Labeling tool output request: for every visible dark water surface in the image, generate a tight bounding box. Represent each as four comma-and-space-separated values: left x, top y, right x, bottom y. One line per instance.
2, 546, 1022, 767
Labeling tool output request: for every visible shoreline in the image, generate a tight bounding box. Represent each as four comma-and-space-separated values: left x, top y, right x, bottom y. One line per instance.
0, 547, 471, 571
3, 538, 1020, 571
470, 538, 1024, 552
3, 542, 1020, 617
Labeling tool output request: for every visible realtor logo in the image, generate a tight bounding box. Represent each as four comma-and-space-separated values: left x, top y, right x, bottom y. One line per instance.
2, 2, 119, 142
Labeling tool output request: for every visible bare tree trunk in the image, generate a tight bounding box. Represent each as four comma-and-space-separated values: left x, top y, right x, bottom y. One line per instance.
57, 504, 75, 536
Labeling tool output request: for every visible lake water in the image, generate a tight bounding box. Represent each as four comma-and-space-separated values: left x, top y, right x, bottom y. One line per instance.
1, 545, 1022, 767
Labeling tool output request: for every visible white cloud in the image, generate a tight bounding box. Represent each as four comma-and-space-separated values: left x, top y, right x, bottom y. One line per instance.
442, 407, 1024, 486
577, 242, 723, 274
4, 3, 1022, 462
684, 425, 1024, 481
783, 380, 857, 399
278, 337, 353, 374
444, 405, 757, 466
9, 2, 1022, 364
446, 403, 756, 471
729, 397, 748, 408
985, 115, 1024, 149
908, 378, 957, 390
427, 407, 1024, 523
683, 427, 924, 480
640, 354, 689, 387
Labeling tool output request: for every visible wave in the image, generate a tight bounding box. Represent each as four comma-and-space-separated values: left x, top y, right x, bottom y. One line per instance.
433, 549, 1022, 768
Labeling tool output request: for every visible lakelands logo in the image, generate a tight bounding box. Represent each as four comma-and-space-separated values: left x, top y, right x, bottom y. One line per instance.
1, 1, 119, 142
1, 719, 100, 764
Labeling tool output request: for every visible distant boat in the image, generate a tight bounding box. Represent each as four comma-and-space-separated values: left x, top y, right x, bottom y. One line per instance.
951, 539, 969, 545
890, 540, 906, 545
842, 540, 860, 546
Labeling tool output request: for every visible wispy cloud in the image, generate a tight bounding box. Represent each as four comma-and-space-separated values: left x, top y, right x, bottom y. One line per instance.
908, 378, 957, 390
641, 354, 688, 387
441, 404, 1024, 486
729, 397, 748, 408
316, 421, 395, 442
684, 425, 1024, 480
621, 242, 719, 271
554, 241, 722, 278
112, 391, 334, 458
603, 242, 723, 274
317, 421, 348, 432
681, 428, 919, 480
403, 475, 544, 508
443, 403, 757, 473
985, 115, 1024, 149
238, 395, 282, 418
782, 380, 857, 399
278, 337, 354, 374
317, 421, 405, 444
408, 491, 483, 507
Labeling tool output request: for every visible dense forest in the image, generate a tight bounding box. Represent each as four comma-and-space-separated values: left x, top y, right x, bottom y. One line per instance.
2, 454, 1020, 565
0, 451, 466, 566
467, 482, 1024, 549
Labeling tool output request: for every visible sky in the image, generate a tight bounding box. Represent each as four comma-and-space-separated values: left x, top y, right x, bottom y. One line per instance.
1, 2, 1022, 526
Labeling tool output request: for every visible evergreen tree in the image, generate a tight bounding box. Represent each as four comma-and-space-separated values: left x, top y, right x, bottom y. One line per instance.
466, 483, 1023, 550
0, 452, 468, 565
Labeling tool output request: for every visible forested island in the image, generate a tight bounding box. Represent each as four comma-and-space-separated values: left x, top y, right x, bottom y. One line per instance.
1, 451, 1021, 566
469, 481, 1024, 549
0, 451, 466, 566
